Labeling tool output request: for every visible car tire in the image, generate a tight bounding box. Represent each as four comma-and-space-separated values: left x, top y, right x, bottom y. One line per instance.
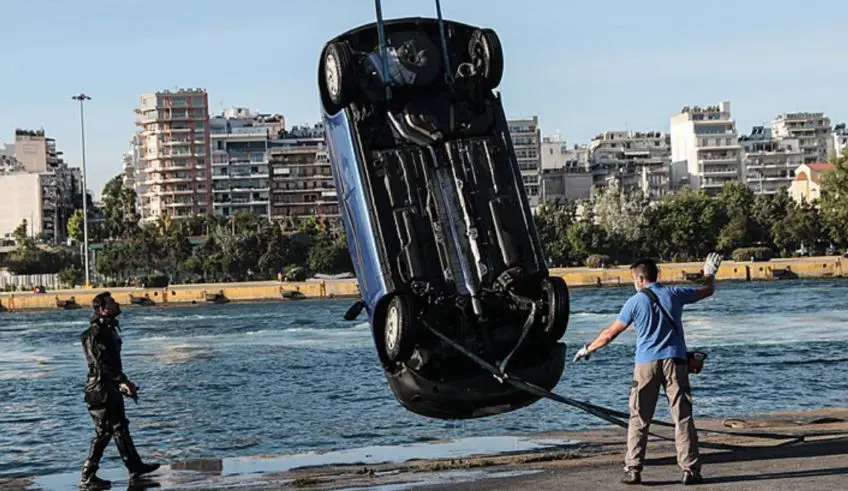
468, 28, 504, 90
384, 294, 418, 362
541, 275, 569, 341
321, 41, 357, 112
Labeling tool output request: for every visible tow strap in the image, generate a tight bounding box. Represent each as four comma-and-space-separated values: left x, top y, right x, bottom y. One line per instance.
421, 321, 828, 451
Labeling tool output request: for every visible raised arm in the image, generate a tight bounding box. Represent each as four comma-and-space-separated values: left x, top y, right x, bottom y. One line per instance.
696, 253, 722, 300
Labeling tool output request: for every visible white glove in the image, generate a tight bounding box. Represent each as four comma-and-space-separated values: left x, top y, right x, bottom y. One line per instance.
703, 252, 722, 277
573, 343, 592, 363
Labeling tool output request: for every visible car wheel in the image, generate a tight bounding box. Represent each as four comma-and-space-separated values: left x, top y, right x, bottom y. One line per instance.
541, 275, 570, 341
384, 294, 418, 362
321, 41, 357, 112
468, 28, 504, 90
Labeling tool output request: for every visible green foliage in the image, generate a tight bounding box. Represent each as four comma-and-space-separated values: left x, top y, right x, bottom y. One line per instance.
58, 267, 84, 288
820, 150, 848, 248
731, 247, 774, 262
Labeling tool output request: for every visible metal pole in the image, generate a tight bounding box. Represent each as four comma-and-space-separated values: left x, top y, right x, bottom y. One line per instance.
72, 93, 92, 288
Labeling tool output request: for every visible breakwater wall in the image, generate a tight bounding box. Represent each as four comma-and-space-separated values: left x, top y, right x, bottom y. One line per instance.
0, 256, 843, 312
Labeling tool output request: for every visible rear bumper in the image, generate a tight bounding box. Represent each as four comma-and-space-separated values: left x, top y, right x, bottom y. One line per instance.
383, 343, 566, 419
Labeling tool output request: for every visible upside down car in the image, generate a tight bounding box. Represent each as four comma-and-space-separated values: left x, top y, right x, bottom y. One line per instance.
318, 10, 570, 420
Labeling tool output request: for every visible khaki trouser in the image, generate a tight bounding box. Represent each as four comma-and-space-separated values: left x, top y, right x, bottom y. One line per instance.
625, 358, 700, 473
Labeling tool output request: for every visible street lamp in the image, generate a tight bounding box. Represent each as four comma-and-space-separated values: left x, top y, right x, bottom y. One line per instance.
72, 93, 92, 289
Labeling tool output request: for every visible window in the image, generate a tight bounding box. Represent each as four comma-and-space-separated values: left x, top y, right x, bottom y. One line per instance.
191, 96, 203, 106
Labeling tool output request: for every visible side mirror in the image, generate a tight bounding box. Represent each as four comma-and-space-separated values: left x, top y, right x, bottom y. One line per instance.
343, 300, 365, 321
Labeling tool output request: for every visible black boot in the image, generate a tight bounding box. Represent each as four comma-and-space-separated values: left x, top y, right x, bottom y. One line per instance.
114, 430, 160, 481
80, 434, 113, 489
79, 462, 112, 490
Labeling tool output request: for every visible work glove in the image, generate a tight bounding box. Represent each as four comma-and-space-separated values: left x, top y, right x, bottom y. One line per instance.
703, 252, 722, 277
573, 343, 592, 363
119, 381, 139, 403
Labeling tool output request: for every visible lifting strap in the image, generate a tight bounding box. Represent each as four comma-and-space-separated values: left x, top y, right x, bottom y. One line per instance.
420, 320, 842, 451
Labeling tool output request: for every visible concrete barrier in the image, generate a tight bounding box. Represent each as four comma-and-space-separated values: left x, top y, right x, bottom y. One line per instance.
0, 257, 844, 312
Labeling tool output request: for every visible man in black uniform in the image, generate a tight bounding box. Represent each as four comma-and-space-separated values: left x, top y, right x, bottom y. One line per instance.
79, 292, 160, 489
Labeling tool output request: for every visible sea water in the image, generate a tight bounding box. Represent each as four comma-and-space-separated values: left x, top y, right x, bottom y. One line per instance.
2, 279, 847, 477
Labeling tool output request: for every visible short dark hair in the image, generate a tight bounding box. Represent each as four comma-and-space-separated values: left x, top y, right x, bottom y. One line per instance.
630, 258, 659, 282
92, 292, 112, 311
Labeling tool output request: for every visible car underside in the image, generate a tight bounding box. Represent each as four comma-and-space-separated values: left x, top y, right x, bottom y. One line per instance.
320, 15, 570, 419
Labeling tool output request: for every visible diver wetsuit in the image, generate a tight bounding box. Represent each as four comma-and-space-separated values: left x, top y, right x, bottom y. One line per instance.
80, 297, 159, 489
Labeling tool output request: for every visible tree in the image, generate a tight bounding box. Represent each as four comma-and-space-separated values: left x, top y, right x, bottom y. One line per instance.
590, 180, 650, 261
100, 174, 140, 239
534, 200, 576, 266
13, 220, 35, 251
652, 189, 722, 261
772, 201, 823, 255
714, 182, 760, 253
67, 209, 85, 244
820, 150, 848, 248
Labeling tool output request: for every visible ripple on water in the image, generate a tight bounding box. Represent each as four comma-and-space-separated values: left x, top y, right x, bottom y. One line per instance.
2, 282, 848, 478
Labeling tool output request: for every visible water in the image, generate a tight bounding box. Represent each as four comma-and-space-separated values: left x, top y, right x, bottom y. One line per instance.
2, 279, 848, 478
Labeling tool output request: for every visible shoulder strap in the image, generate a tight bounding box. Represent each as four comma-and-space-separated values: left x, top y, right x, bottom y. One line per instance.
640, 287, 681, 334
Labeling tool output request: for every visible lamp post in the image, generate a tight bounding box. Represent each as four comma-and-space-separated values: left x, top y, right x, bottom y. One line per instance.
72, 93, 92, 289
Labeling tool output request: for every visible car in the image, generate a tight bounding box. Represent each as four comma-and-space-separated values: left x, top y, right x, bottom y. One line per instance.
318, 8, 570, 420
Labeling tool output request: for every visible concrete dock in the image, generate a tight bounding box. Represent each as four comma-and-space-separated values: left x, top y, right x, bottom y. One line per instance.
1, 256, 845, 312
4, 408, 845, 490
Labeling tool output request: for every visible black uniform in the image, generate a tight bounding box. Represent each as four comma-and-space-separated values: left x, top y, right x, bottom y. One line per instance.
80, 313, 156, 486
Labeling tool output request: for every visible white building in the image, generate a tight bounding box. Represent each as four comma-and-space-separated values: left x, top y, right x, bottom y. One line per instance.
670, 101, 741, 195
590, 130, 672, 198
833, 123, 848, 159
1, 130, 78, 244
209, 108, 284, 218
771, 112, 833, 164
508, 117, 542, 206
0, 173, 44, 241
739, 126, 803, 195
541, 135, 590, 172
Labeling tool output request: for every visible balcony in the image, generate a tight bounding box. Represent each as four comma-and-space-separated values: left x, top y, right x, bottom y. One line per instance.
702, 169, 738, 178
210, 128, 268, 139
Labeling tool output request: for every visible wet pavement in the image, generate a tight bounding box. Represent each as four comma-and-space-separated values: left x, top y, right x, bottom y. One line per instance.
18, 436, 578, 490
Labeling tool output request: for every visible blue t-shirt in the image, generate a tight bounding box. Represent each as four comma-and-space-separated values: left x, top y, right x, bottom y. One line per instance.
616, 282, 702, 365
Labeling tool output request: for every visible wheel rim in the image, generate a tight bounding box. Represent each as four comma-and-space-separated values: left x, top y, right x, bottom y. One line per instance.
325, 51, 340, 99
385, 304, 399, 352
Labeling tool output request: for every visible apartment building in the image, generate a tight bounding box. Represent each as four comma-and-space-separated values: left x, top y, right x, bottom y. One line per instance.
590, 130, 672, 199
508, 117, 542, 205
670, 101, 742, 195
738, 126, 803, 195
541, 135, 590, 172
0, 173, 43, 241
1, 130, 78, 244
771, 112, 833, 164
209, 108, 284, 218
833, 123, 848, 158
268, 124, 338, 223
133, 89, 211, 221
539, 169, 593, 203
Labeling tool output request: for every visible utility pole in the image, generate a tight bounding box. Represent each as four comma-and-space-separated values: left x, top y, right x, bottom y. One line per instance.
72, 93, 92, 288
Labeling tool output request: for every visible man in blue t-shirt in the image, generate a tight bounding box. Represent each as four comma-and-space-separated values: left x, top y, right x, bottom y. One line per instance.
573, 253, 722, 486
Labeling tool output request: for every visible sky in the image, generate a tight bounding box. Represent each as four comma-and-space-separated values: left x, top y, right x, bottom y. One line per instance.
2, 0, 848, 198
